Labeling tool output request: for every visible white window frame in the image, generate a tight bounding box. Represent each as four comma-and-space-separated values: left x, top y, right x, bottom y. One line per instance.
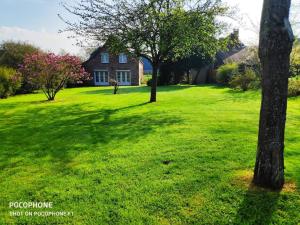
94, 70, 109, 86
101, 53, 109, 64
116, 70, 131, 86
119, 53, 128, 64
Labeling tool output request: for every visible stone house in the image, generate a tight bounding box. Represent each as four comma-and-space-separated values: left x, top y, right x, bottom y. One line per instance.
83, 46, 144, 86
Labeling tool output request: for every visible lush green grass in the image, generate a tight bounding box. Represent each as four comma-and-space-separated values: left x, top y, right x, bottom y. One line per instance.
0, 86, 299, 225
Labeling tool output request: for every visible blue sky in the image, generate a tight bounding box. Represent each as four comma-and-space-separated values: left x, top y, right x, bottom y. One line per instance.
0, 0, 299, 55
0, 0, 65, 32
0, 0, 79, 54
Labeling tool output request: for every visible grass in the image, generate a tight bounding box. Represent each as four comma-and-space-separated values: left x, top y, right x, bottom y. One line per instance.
0, 85, 299, 225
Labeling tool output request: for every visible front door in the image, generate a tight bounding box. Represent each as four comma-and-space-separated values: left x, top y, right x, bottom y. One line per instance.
94, 71, 109, 86
116, 71, 131, 86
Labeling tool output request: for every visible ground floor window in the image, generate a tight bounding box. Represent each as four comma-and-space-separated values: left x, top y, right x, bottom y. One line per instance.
94, 71, 109, 85
116, 71, 131, 85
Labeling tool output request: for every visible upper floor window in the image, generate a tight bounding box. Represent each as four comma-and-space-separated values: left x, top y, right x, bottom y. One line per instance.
101, 53, 109, 63
119, 53, 127, 64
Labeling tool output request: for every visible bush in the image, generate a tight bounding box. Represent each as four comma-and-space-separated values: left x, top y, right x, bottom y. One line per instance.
229, 69, 258, 91
17, 74, 40, 94
288, 77, 300, 97
0, 67, 21, 98
216, 63, 238, 84
20, 53, 89, 101
141, 74, 152, 85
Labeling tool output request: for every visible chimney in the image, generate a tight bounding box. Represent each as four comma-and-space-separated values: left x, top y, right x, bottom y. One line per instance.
230, 29, 240, 45
233, 29, 239, 38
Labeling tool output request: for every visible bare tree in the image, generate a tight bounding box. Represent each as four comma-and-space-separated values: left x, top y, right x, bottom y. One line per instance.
254, 0, 294, 189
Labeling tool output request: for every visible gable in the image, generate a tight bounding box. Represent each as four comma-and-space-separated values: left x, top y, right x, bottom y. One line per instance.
84, 46, 143, 66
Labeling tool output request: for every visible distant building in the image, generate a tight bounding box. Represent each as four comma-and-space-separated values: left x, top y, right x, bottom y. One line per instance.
83, 46, 144, 86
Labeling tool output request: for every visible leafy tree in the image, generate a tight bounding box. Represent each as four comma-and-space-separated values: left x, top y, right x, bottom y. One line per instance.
0, 41, 40, 69
19, 53, 89, 101
61, 0, 229, 102
0, 41, 42, 93
254, 0, 294, 189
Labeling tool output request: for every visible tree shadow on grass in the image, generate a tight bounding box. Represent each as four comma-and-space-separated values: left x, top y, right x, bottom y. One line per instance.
233, 185, 280, 225
81, 85, 193, 95
202, 84, 228, 89
0, 101, 183, 173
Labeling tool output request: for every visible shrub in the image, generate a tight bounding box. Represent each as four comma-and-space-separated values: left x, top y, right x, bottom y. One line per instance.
248, 78, 261, 90
141, 74, 152, 85
110, 79, 119, 94
17, 75, 40, 94
288, 77, 300, 97
291, 39, 300, 77
229, 69, 258, 91
19, 53, 89, 101
216, 63, 238, 84
0, 67, 21, 98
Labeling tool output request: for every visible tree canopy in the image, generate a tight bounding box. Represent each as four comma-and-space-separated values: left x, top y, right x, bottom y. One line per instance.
61, 0, 230, 101
0, 41, 41, 69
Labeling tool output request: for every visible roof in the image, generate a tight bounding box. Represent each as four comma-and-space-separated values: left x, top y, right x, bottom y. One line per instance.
83, 46, 106, 66
83, 45, 143, 66
224, 47, 252, 62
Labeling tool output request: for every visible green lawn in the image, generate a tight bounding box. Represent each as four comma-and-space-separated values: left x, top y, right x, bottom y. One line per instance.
0, 86, 299, 225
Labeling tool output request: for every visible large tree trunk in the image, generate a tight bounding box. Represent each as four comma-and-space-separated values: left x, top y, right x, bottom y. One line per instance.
254, 0, 294, 190
150, 65, 158, 103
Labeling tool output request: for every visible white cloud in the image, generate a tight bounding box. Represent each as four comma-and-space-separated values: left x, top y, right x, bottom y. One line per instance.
0, 26, 81, 54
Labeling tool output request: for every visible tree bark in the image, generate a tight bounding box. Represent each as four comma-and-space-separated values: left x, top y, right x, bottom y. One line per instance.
150, 65, 158, 103
254, 0, 294, 190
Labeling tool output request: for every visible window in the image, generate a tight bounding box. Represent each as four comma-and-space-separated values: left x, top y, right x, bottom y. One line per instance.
94, 71, 109, 85
101, 53, 109, 63
116, 71, 131, 85
119, 53, 127, 64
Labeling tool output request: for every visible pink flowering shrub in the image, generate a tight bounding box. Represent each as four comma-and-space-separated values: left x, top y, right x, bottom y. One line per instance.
20, 53, 89, 100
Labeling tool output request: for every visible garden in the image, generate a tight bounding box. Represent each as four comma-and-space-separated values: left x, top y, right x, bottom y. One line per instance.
0, 86, 299, 224
0, 0, 299, 224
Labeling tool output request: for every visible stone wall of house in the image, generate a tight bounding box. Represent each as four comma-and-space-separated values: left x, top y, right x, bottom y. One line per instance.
84, 47, 142, 86
139, 61, 144, 85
